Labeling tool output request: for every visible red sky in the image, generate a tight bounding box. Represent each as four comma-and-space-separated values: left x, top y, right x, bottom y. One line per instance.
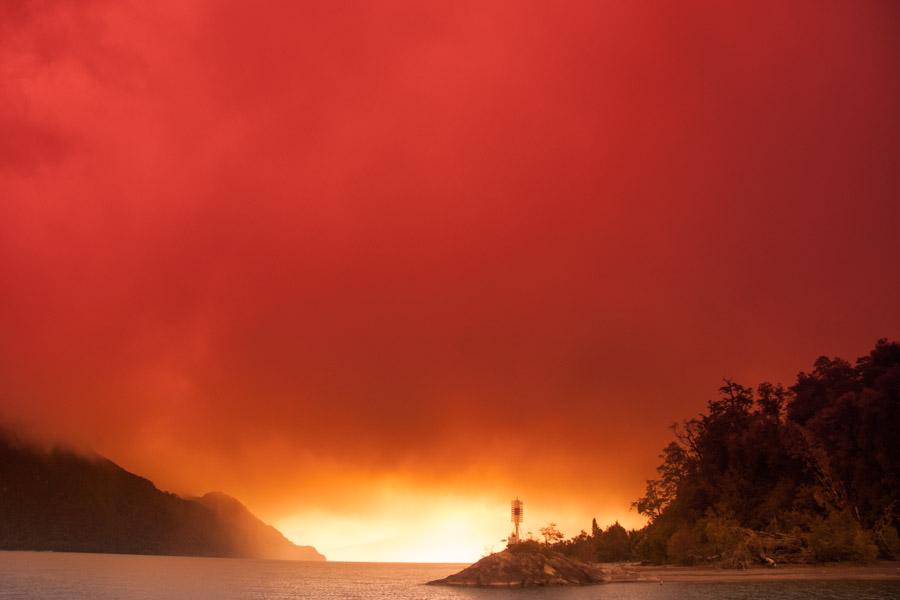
2, 0, 900, 561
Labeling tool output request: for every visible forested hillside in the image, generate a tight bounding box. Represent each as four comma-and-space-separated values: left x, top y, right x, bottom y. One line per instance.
556, 340, 900, 565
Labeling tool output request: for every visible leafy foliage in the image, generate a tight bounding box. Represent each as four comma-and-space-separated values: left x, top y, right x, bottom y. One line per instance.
548, 339, 899, 566
539, 522, 564, 545
629, 339, 900, 564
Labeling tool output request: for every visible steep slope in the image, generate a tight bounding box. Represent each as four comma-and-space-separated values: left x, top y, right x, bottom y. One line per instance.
195, 491, 323, 561
0, 433, 324, 560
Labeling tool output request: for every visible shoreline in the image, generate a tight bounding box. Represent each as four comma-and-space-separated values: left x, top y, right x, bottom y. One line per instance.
603, 562, 900, 584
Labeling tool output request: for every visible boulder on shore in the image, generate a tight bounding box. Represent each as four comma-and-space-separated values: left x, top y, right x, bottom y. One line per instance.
427, 547, 605, 587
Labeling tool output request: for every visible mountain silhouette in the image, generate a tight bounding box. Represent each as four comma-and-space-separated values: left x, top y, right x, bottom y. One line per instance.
0, 433, 324, 561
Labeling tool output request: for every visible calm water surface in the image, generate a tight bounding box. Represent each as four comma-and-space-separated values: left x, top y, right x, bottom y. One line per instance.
1, 551, 898, 600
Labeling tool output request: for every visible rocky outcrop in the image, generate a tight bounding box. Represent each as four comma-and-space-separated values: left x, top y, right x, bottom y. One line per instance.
428, 547, 606, 587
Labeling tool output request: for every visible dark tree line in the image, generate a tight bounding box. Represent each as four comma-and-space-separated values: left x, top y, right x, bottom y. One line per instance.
633, 339, 900, 564
514, 519, 637, 563
545, 340, 900, 565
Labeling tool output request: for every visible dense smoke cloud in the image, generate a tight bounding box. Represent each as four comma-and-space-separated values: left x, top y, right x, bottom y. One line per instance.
2, 0, 899, 559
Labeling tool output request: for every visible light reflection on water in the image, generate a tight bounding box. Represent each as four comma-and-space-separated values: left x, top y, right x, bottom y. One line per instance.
1, 551, 898, 600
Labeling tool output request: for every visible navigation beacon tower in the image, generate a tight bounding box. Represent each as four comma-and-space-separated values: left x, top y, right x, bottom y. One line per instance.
509, 498, 524, 544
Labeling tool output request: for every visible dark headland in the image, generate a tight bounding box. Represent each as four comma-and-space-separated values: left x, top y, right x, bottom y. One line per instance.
433, 339, 900, 587
0, 433, 324, 561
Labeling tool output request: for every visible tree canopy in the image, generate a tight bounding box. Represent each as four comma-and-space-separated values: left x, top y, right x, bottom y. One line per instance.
537, 340, 900, 565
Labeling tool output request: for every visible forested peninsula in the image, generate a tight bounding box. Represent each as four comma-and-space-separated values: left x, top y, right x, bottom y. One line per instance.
551, 339, 900, 566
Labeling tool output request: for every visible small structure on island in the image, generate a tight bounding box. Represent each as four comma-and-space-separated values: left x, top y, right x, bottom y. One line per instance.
509, 498, 524, 544
429, 496, 610, 587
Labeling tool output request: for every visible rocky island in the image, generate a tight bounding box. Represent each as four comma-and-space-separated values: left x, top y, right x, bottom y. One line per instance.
428, 543, 605, 587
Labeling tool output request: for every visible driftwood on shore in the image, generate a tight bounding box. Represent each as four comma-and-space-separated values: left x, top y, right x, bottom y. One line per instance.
719, 528, 810, 568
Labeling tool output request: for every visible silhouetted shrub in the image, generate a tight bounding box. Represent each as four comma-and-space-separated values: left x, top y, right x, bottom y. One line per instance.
666, 526, 701, 565
875, 525, 900, 559
805, 510, 878, 562
507, 539, 553, 556
595, 521, 631, 562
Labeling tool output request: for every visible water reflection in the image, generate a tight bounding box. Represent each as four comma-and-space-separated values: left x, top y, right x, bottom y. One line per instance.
0, 552, 897, 600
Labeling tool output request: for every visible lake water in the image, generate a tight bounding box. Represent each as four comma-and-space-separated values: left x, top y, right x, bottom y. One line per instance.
1, 552, 898, 600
